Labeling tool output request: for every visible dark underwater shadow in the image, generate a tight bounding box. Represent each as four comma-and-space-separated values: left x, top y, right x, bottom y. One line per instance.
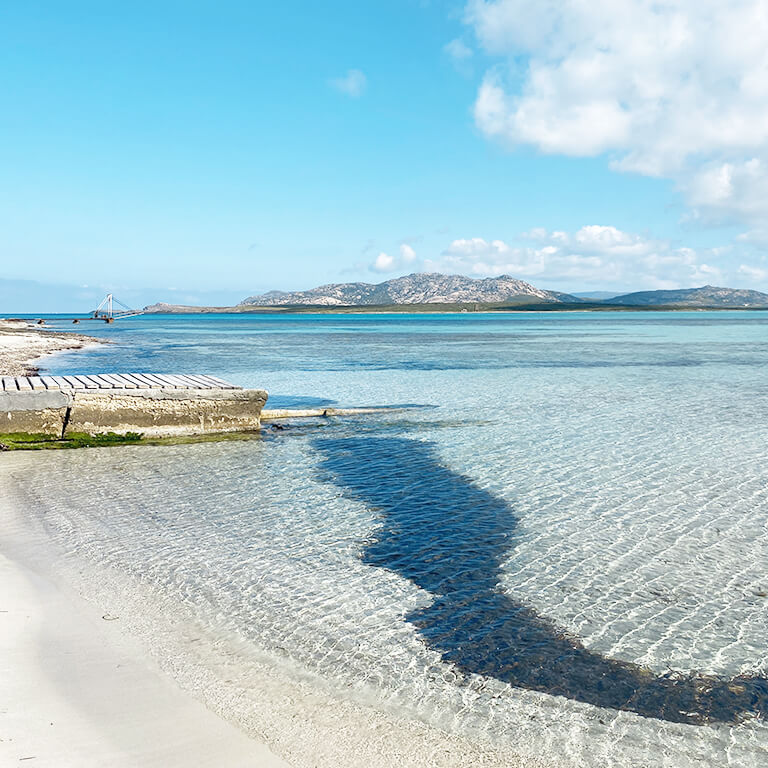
313, 436, 768, 725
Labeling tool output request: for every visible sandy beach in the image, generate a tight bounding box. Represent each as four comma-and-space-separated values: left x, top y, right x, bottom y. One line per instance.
0, 326, 291, 767
0, 319, 104, 376
0, 531, 290, 768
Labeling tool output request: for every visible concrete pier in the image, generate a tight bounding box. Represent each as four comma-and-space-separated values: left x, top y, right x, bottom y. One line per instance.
0, 375, 267, 437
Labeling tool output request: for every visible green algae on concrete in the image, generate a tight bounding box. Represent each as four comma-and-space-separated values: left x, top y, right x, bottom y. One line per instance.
0, 430, 264, 451
0, 431, 144, 450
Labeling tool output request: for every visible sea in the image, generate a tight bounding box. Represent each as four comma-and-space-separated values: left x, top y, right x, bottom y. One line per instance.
3, 310, 768, 767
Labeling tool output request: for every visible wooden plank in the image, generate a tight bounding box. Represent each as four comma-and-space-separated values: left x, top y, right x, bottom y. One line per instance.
138, 374, 175, 388
172, 375, 207, 389
147, 374, 181, 389
89, 375, 116, 389
141, 373, 176, 389
73, 375, 100, 389
205, 375, 240, 389
193, 375, 230, 389
174, 375, 206, 389
79, 374, 107, 389
195, 375, 226, 388
101, 374, 137, 389
121, 374, 151, 389
131, 373, 162, 388
112, 374, 138, 389
97, 374, 122, 388
4, 372, 240, 392
183, 374, 217, 389
153, 374, 183, 389
62, 376, 86, 389
98, 374, 121, 389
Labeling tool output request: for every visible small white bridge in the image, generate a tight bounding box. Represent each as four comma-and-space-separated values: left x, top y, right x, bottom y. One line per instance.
91, 294, 144, 322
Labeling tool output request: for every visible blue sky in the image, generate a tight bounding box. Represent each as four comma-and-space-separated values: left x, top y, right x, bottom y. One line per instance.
3, 0, 768, 310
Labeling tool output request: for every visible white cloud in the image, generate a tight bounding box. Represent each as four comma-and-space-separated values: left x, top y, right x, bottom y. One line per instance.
329, 69, 367, 98
444, 38, 474, 61
367, 224, 768, 289
684, 158, 768, 221
372, 252, 395, 272
737, 229, 768, 248
690, 263, 724, 284
400, 243, 417, 263
739, 263, 768, 282
431, 225, 755, 289
370, 244, 418, 273
465, 0, 768, 221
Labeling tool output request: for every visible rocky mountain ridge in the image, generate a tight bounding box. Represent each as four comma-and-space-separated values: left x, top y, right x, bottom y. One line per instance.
241, 273, 578, 306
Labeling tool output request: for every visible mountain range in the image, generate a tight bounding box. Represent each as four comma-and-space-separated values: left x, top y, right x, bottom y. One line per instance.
239, 274, 768, 308
240, 273, 578, 306
144, 273, 768, 311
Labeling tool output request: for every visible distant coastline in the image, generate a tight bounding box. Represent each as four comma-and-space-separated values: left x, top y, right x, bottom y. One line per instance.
143, 302, 768, 315
145, 273, 768, 313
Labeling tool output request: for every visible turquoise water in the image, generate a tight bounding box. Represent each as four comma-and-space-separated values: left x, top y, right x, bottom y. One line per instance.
8, 311, 768, 765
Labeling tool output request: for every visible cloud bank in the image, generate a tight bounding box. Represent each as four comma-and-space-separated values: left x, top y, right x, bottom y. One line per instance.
416, 225, 749, 290
465, 0, 768, 223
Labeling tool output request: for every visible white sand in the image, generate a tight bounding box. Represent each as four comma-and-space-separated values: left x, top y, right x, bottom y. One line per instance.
0, 319, 102, 376
0, 549, 290, 767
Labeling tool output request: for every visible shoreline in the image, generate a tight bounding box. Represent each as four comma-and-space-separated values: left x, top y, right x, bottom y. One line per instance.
0, 326, 289, 766
0, 455, 555, 768
0, 319, 104, 377
0, 489, 290, 767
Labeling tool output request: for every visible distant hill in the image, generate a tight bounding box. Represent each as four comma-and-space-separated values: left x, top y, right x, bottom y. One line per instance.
241, 273, 580, 306
573, 291, 623, 300
608, 285, 768, 307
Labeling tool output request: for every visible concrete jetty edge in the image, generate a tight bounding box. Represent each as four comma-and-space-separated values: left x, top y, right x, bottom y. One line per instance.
1, 388, 268, 438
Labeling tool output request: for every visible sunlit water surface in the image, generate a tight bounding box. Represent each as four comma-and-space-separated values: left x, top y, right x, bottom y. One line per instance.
5, 312, 768, 766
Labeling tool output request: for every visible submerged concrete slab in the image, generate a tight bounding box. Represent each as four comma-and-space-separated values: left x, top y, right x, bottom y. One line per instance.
1, 390, 71, 436
66, 389, 268, 437
0, 386, 268, 438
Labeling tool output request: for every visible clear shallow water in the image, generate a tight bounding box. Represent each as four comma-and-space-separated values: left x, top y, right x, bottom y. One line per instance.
7, 311, 768, 764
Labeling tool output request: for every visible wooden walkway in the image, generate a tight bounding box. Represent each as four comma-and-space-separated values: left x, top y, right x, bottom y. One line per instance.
1, 374, 241, 392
